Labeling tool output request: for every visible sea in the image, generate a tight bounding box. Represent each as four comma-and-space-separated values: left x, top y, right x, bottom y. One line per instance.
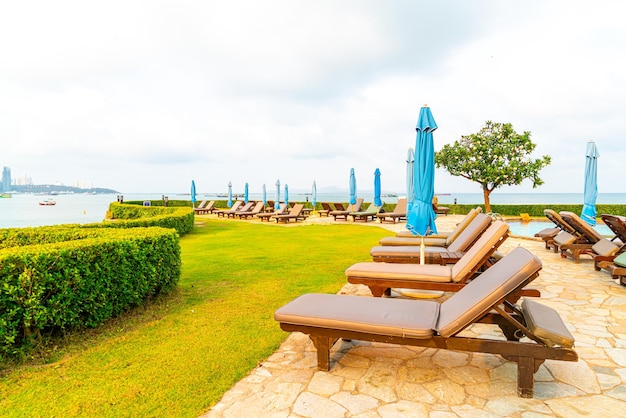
1, 192, 624, 229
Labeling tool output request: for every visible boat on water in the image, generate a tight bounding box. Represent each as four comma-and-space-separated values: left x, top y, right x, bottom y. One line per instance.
0, 193, 11, 198
39, 199, 56, 206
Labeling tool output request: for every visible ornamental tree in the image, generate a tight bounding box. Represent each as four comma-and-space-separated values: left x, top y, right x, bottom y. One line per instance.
435, 121, 551, 213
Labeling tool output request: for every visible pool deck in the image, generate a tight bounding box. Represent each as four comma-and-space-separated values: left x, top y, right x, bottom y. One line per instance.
201, 214, 626, 417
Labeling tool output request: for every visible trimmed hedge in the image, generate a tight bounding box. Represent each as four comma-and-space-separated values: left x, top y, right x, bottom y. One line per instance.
0, 227, 181, 359
104, 202, 194, 236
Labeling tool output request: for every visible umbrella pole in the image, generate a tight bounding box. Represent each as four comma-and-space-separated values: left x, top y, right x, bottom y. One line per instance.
420, 236, 425, 265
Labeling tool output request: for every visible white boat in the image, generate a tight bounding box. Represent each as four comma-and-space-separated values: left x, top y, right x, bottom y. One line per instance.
39, 199, 56, 206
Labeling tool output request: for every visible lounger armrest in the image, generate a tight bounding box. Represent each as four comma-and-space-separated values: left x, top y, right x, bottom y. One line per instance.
521, 299, 575, 348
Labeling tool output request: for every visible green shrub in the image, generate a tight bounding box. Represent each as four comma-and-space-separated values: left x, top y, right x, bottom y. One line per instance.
103, 202, 194, 236
0, 227, 180, 360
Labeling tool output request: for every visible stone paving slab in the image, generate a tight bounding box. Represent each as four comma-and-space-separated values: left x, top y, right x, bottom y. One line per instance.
201, 214, 626, 417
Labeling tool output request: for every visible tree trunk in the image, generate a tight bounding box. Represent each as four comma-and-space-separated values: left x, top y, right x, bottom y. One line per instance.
483, 188, 492, 213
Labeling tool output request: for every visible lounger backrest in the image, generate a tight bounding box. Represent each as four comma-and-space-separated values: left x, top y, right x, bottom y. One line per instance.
446, 213, 492, 252
321, 202, 333, 211
334, 203, 346, 211
238, 202, 255, 212
393, 198, 407, 214
251, 201, 264, 213
206, 201, 215, 210
230, 201, 243, 211
450, 220, 509, 283
445, 207, 482, 245
560, 211, 603, 243
289, 203, 304, 215
346, 198, 364, 212
600, 214, 626, 242
437, 247, 542, 337
544, 209, 576, 235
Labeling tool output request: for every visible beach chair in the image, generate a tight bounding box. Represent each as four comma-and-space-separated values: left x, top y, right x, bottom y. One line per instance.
193, 200, 207, 210
275, 247, 577, 398
235, 201, 265, 219
596, 252, 626, 285
557, 211, 605, 262
272, 203, 305, 223
194, 200, 216, 215
600, 214, 626, 243
216, 201, 243, 218
535, 209, 577, 251
224, 201, 254, 218
385, 207, 483, 245
345, 221, 536, 298
370, 213, 492, 264
330, 198, 363, 221
318, 202, 333, 217
257, 204, 288, 221
433, 202, 450, 215
376, 198, 407, 223
349, 202, 383, 222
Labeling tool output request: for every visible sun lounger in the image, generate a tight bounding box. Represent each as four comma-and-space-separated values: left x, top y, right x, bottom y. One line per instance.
349, 202, 383, 222
596, 251, 626, 285
223, 201, 254, 218
330, 198, 364, 221
257, 204, 288, 222
193, 200, 207, 210
235, 201, 265, 219
318, 203, 333, 217
535, 209, 578, 251
194, 200, 216, 215
275, 247, 576, 398
272, 203, 305, 223
557, 211, 605, 262
216, 201, 243, 218
385, 207, 483, 245
346, 221, 525, 297
433, 202, 450, 215
600, 214, 626, 243
376, 198, 407, 223
370, 213, 492, 264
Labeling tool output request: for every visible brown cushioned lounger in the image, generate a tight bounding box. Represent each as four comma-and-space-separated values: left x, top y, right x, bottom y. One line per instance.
275, 247, 577, 398
215, 201, 243, 218
376, 198, 407, 223
370, 213, 492, 264
384, 207, 482, 246
272, 203, 305, 223
330, 198, 363, 220
558, 211, 604, 262
235, 201, 265, 219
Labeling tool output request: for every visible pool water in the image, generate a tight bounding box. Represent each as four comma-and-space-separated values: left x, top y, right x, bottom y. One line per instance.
506, 221, 613, 237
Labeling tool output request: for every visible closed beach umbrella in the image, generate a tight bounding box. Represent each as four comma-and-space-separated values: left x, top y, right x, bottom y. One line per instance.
349, 168, 357, 205
312, 180, 317, 207
275, 179, 280, 210
262, 184, 267, 205
227, 181, 233, 208
406, 105, 438, 236
406, 147, 415, 215
244, 182, 249, 203
581, 141, 600, 226
190, 180, 196, 208
284, 184, 289, 207
374, 168, 382, 206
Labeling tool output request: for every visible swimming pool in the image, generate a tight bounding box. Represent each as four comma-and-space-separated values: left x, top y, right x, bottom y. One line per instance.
506, 221, 613, 237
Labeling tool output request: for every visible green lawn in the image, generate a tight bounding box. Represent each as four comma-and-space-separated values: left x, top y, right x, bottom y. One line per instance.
0, 218, 390, 417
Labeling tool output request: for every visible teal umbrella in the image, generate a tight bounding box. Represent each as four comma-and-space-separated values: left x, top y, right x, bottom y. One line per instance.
284, 184, 289, 207
406, 147, 414, 215
244, 182, 249, 203
227, 181, 233, 208
191, 180, 197, 208
374, 168, 382, 206
275, 179, 280, 210
349, 168, 357, 205
262, 184, 267, 205
406, 105, 438, 236
581, 141, 599, 226
312, 180, 317, 207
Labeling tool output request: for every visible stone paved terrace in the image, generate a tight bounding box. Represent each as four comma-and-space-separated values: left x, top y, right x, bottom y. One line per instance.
201, 213, 626, 417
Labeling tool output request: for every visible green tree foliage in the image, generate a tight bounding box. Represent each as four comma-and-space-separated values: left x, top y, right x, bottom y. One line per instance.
435, 121, 551, 213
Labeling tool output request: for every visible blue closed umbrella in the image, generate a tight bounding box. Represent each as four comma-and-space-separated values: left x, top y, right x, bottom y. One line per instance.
581, 141, 599, 226
275, 179, 280, 210
244, 182, 249, 203
406, 105, 438, 236
191, 180, 197, 208
284, 184, 289, 207
406, 147, 415, 215
227, 181, 233, 208
262, 184, 267, 205
312, 180, 317, 207
374, 168, 382, 206
349, 168, 357, 205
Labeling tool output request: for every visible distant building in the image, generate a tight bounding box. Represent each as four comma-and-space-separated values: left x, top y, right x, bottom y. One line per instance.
13, 174, 33, 186
1, 167, 10, 192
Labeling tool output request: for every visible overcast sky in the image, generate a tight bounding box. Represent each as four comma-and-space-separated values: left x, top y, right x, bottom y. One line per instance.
1, 1, 624, 195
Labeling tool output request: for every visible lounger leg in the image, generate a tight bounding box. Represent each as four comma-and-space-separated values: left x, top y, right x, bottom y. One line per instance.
367, 286, 389, 298
310, 335, 336, 371
517, 357, 544, 398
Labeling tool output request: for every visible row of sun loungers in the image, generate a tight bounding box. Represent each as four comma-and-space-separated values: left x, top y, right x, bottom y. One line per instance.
274, 208, 578, 398
536, 209, 626, 284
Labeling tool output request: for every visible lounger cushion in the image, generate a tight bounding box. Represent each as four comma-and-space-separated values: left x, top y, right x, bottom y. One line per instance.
274, 294, 438, 339
534, 227, 559, 238
379, 236, 448, 246
592, 238, 620, 257
437, 247, 542, 337
346, 262, 452, 283
521, 299, 575, 348
614, 252, 626, 268
446, 214, 491, 252
450, 221, 508, 283
370, 245, 448, 258
553, 231, 577, 246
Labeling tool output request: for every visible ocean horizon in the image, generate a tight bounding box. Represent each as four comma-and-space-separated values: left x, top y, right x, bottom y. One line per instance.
0, 192, 624, 229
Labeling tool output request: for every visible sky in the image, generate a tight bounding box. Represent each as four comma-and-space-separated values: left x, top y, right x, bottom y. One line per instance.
1, 1, 625, 195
